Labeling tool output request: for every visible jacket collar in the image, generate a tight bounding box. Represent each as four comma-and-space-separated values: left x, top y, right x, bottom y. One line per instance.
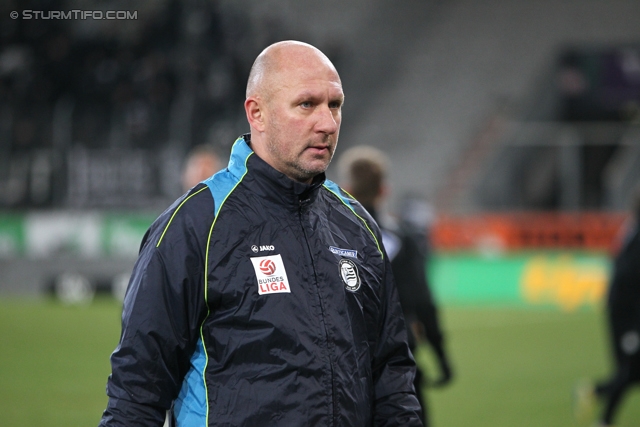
228, 134, 325, 210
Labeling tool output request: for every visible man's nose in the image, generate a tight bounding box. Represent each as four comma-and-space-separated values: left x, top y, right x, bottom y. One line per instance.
315, 106, 339, 134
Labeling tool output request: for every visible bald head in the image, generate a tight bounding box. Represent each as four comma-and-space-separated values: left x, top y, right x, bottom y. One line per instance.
246, 41, 340, 100
243, 40, 344, 183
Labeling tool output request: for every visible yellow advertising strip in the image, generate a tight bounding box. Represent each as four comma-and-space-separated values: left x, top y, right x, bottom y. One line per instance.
430, 251, 611, 311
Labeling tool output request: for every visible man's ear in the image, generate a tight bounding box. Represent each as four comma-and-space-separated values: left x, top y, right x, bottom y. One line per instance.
245, 97, 265, 132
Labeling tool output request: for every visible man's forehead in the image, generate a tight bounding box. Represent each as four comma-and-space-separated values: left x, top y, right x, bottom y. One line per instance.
277, 78, 344, 100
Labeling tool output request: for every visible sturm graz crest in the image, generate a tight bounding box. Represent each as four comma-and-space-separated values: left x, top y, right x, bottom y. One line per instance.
339, 259, 361, 292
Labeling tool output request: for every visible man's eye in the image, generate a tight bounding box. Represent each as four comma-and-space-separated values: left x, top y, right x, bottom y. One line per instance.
300, 101, 312, 108
329, 101, 342, 109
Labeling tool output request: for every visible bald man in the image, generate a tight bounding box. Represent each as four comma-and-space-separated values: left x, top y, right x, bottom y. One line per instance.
99, 41, 423, 427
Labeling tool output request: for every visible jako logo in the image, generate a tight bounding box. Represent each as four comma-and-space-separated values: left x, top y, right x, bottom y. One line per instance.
260, 259, 276, 275
252, 245, 275, 252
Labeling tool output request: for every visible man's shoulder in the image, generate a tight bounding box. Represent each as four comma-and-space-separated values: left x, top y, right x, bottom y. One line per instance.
147, 184, 216, 247
320, 179, 384, 246
167, 183, 215, 220
321, 180, 368, 215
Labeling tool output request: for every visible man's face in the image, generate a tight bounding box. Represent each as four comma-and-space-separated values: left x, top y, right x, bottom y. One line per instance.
261, 62, 344, 183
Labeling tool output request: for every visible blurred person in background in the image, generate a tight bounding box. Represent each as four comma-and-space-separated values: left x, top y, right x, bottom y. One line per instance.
338, 146, 453, 427
98, 41, 423, 426
181, 144, 223, 191
575, 188, 640, 427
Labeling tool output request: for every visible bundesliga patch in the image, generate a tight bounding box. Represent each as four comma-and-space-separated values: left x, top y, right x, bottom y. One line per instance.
329, 246, 358, 259
250, 254, 291, 295
339, 259, 361, 292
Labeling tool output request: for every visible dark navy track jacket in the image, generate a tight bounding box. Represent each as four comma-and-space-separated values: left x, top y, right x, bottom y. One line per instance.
99, 135, 423, 426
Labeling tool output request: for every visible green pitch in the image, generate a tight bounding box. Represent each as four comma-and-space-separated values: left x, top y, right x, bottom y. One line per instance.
417, 306, 640, 427
0, 298, 120, 426
1, 298, 639, 426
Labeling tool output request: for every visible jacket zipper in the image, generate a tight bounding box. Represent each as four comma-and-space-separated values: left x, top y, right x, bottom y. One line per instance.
298, 198, 337, 426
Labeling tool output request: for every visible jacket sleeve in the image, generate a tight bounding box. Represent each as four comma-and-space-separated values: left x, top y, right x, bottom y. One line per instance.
372, 251, 424, 426
98, 189, 213, 426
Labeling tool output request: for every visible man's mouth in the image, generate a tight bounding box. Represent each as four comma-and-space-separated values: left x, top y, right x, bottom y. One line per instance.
307, 142, 332, 153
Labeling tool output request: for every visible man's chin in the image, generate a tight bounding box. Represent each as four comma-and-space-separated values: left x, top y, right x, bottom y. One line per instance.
292, 162, 329, 181
305, 159, 331, 174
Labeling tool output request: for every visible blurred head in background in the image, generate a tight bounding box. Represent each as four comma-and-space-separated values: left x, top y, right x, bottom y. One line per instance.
181, 144, 222, 191
337, 145, 389, 213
